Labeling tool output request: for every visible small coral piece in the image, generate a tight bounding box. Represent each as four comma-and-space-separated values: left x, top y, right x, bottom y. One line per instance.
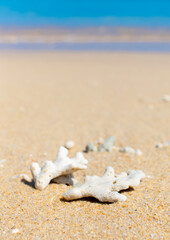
99, 136, 115, 152
161, 95, 170, 102
11, 174, 31, 182
155, 141, 170, 148
63, 167, 145, 202
0, 159, 6, 167
119, 147, 142, 156
85, 142, 97, 153
11, 228, 20, 234
65, 140, 75, 149
30, 146, 88, 190
97, 137, 104, 145
52, 174, 78, 185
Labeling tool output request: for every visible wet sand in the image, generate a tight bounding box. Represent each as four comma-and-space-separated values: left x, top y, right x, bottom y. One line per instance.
0, 51, 169, 239
1, 27, 170, 44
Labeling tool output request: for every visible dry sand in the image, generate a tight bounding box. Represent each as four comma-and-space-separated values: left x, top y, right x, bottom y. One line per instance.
0, 51, 169, 239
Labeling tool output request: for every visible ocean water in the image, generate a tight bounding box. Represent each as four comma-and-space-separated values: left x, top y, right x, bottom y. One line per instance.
0, 0, 170, 28
0, 1, 170, 51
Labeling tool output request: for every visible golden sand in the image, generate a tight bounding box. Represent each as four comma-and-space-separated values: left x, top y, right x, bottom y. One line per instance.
0, 52, 169, 239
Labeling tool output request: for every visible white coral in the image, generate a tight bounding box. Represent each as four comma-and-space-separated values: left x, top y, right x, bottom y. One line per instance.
63, 167, 145, 202
11, 174, 31, 182
30, 146, 88, 190
65, 140, 75, 149
155, 141, 170, 148
0, 159, 6, 167
119, 147, 142, 156
53, 174, 78, 185
161, 94, 170, 102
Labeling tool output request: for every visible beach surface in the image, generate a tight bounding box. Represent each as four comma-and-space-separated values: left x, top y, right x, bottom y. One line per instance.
0, 51, 169, 239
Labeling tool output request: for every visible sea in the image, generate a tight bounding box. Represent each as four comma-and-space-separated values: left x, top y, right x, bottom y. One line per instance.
0, 0, 170, 52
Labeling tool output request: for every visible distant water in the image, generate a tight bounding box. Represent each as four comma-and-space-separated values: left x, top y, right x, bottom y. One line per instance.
1, 1, 170, 53
0, 0, 170, 28
0, 42, 170, 52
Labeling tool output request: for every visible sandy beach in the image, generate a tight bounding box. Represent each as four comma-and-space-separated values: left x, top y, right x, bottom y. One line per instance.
0, 51, 169, 239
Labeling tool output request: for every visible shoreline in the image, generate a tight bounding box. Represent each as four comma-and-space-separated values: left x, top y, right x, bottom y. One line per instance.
0, 42, 170, 52
1, 26, 170, 44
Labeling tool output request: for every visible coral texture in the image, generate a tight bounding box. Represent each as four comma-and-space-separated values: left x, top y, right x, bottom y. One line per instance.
63, 167, 145, 202
99, 136, 115, 152
11, 174, 31, 182
85, 142, 97, 153
30, 146, 88, 190
0, 159, 6, 167
161, 95, 170, 102
52, 174, 77, 185
65, 140, 75, 149
119, 147, 142, 156
155, 141, 170, 148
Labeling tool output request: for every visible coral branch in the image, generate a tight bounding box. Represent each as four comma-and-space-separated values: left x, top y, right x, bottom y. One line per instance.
99, 136, 115, 152
30, 146, 88, 190
63, 167, 145, 203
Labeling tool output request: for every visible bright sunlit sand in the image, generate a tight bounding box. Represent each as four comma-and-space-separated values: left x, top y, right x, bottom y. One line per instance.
0, 51, 169, 239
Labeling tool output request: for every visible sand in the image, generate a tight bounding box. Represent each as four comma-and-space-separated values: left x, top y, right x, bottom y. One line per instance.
0, 51, 169, 239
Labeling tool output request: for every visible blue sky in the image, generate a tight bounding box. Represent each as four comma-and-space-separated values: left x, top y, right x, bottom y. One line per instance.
0, 0, 170, 28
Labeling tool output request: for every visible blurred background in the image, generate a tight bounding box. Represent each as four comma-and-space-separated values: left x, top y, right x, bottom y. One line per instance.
0, 0, 170, 50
